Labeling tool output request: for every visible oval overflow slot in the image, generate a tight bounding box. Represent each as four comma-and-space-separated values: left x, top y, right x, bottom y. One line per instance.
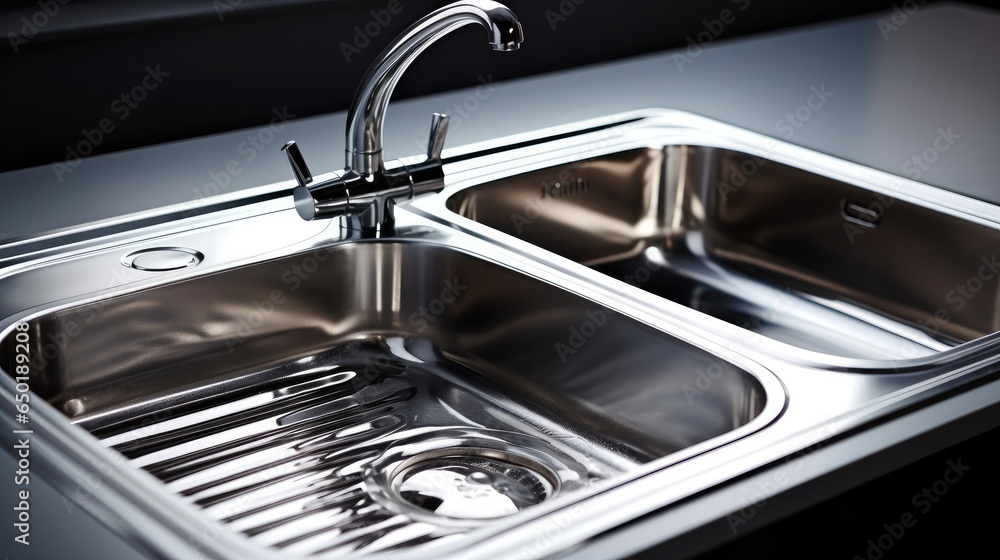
841, 199, 881, 228
121, 247, 203, 271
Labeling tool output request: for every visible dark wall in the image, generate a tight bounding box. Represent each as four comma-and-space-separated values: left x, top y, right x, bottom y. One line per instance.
2, 0, 998, 173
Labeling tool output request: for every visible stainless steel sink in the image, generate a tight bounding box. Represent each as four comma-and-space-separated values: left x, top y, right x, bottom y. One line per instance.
431, 112, 1000, 365
3, 109, 999, 560
1, 223, 781, 556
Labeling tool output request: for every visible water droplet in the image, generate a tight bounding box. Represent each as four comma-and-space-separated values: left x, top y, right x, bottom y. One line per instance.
467, 471, 492, 485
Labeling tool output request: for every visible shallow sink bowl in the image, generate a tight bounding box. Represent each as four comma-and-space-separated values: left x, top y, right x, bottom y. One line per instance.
3, 238, 777, 555
446, 142, 1000, 362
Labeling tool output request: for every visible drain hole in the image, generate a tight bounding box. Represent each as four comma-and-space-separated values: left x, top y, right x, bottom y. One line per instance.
399, 491, 445, 512
393, 451, 555, 520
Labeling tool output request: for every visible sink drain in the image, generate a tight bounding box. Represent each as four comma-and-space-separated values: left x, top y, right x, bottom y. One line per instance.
389, 448, 557, 521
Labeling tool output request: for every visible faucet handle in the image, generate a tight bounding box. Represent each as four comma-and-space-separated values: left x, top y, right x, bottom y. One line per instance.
285, 139, 351, 223
403, 113, 451, 197
426, 113, 449, 161
281, 141, 313, 187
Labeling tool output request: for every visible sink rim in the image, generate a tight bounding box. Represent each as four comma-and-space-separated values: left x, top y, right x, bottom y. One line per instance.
0, 206, 788, 559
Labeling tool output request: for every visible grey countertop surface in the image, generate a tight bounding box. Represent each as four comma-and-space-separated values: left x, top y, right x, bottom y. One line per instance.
1, 3, 998, 244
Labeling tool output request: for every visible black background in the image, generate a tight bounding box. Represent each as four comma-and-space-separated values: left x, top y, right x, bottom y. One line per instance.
4, 0, 1000, 173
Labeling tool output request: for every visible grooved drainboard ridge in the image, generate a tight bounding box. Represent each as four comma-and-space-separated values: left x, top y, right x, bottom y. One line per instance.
93, 339, 461, 556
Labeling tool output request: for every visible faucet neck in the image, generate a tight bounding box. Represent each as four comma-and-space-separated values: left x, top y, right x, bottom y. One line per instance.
344, 1, 522, 176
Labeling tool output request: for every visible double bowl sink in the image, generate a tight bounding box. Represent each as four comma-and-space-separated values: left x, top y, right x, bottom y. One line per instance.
3, 110, 999, 558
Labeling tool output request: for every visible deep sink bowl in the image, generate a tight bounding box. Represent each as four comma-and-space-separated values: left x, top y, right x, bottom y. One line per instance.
3, 238, 777, 555
446, 144, 1000, 362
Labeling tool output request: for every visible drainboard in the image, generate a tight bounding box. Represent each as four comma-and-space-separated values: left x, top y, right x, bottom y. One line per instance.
94, 337, 612, 555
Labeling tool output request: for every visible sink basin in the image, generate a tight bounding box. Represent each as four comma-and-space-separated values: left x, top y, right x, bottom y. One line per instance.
4, 235, 779, 555
444, 139, 1000, 362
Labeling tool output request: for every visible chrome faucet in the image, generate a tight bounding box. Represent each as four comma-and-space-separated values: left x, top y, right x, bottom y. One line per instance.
282, 0, 523, 233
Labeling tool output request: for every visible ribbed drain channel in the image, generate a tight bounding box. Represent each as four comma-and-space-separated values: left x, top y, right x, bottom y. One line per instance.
91, 337, 613, 556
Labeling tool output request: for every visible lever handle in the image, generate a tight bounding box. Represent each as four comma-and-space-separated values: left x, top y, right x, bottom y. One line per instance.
426, 113, 449, 161
281, 141, 313, 187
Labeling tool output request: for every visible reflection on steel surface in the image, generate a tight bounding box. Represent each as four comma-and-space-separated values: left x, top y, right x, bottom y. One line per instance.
4, 109, 999, 559
448, 145, 1000, 359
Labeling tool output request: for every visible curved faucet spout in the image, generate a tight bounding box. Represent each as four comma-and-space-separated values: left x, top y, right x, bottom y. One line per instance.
284, 1, 522, 230
345, 1, 523, 176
